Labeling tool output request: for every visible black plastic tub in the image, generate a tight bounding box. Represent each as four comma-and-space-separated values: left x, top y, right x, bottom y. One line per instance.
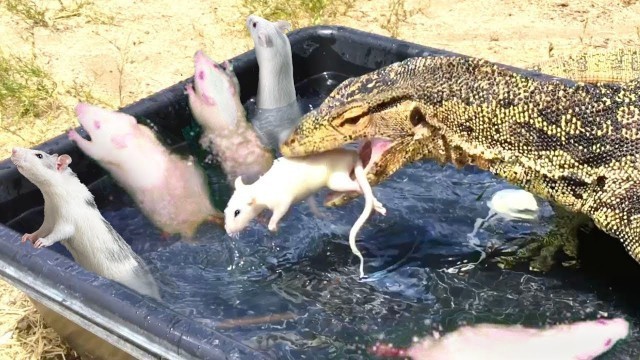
1, 25, 639, 360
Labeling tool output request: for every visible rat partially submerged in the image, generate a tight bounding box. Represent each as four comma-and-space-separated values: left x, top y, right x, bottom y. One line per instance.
246, 14, 303, 149
10, 147, 161, 300
369, 318, 630, 360
185, 49, 273, 186
69, 102, 223, 239
224, 139, 393, 277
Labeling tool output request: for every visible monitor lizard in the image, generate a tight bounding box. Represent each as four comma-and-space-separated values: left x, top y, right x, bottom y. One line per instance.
279, 48, 640, 272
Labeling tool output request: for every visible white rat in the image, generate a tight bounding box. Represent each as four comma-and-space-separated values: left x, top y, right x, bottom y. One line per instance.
68, 102, 223, 239
10, 147, 161, 300
246, 14, 296, 110
185, 50, 274, 186
370, 317, 630, 360
224, 143, 391, 278
246, 14, 303, 149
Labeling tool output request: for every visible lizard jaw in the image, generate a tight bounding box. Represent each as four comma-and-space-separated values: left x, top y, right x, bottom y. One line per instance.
323, 137, 396, 205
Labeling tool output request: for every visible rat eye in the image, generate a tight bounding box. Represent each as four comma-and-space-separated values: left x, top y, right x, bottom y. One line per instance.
234, 209, 240, 217
35, 153, 43, 159
252, 22, 256, 28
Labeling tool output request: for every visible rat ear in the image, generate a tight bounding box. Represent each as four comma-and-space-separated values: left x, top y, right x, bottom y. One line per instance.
258, 31, 273, 47
56, 154, 72, 172
234, 176, 246, 189
275, 20, 291, 33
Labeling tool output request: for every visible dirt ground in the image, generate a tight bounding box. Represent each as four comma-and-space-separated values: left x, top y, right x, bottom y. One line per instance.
0, 0, 638, 358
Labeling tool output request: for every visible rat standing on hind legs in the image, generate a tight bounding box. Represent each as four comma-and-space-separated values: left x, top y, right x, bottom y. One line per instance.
10, 147, 161, 300
69, 102, 223, 240
186, 50, 274, 186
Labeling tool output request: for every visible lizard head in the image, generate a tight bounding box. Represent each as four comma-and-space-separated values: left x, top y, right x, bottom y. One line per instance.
280, 59, 431, 206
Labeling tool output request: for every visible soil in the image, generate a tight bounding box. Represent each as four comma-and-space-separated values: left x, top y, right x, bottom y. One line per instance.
0, 0, 638, 358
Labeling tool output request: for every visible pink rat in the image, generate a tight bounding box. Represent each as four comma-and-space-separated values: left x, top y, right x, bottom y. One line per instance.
68, 102, 223, 240
185, 50, 274, 186
370, 318, 630, 360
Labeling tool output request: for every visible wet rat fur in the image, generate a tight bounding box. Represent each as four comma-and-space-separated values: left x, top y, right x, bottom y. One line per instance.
223, 148, 387, 235
10, 147, 161, 300
69, 102, 223, 239
186, 50, 274, 186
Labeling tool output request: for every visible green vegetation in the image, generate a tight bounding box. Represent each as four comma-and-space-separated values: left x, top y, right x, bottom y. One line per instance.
0, 51, 59, 122
3, 0, 115, 29
241, 0, 355, 28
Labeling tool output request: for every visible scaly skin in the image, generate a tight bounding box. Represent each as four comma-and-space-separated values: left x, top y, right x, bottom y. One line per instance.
280, 54, 640, 272
529, 48, 640, 84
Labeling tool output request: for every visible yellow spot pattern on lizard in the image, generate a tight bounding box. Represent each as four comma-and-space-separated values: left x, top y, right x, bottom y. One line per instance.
280, 54, 640, 269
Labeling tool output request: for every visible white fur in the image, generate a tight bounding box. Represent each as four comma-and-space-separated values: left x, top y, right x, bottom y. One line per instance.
246, 14, 297, 109
404, 318, 629, 360
10, 147, 161, 300
69, 102, 222, 238
224, 148, 387, 277
186, 50, 274, 186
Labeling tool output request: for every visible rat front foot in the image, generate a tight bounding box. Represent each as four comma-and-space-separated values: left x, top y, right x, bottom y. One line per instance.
34, 237, 55, 248
21, 233, 36, 243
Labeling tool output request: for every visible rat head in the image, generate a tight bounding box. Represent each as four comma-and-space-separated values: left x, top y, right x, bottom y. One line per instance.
223, 176, 264, 237
186, 50, 240, 129
246, 14, 291, 54
71, 102, 144, 160
11, 147, 73, 186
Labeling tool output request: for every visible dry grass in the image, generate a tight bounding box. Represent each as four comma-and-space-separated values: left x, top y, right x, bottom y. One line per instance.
0, 0, 639, 358
0, 280, 78, 360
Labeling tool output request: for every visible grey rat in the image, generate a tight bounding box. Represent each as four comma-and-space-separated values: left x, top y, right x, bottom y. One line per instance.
10, 147, 161, 300
246, 14, 303, 149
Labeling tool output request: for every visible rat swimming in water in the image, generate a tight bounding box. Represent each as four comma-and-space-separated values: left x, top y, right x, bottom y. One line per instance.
369, 317, 630, 360
245, 14, 303, 150
69, 102, 223, 239
10, 147, 161, 300
186, 49, 273, 186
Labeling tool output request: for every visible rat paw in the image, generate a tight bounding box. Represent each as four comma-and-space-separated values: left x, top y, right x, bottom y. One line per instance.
21, 233, 35, 243
67, 129, 80, 141
268, 223, 279, 233
34, 237, 54, 248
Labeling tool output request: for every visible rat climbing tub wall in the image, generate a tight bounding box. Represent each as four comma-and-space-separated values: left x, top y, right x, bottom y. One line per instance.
0, 26, 639, 360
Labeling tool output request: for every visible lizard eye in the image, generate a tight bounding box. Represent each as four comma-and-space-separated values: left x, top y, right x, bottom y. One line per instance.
234, 209, 240, 217
35, 153, 43, 159
334, 106, 368, 128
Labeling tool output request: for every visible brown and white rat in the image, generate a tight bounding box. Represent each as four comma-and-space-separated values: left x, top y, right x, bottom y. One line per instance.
246, 14, 303, 149
10, 147, 161, 300
185, 50, 274, 186
68, 102, 223, 239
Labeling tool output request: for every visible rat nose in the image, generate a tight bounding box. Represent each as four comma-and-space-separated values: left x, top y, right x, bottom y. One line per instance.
11, 148, 17, 156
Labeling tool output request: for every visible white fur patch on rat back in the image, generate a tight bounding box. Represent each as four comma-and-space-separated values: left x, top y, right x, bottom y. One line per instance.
10, 147, 161, 300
